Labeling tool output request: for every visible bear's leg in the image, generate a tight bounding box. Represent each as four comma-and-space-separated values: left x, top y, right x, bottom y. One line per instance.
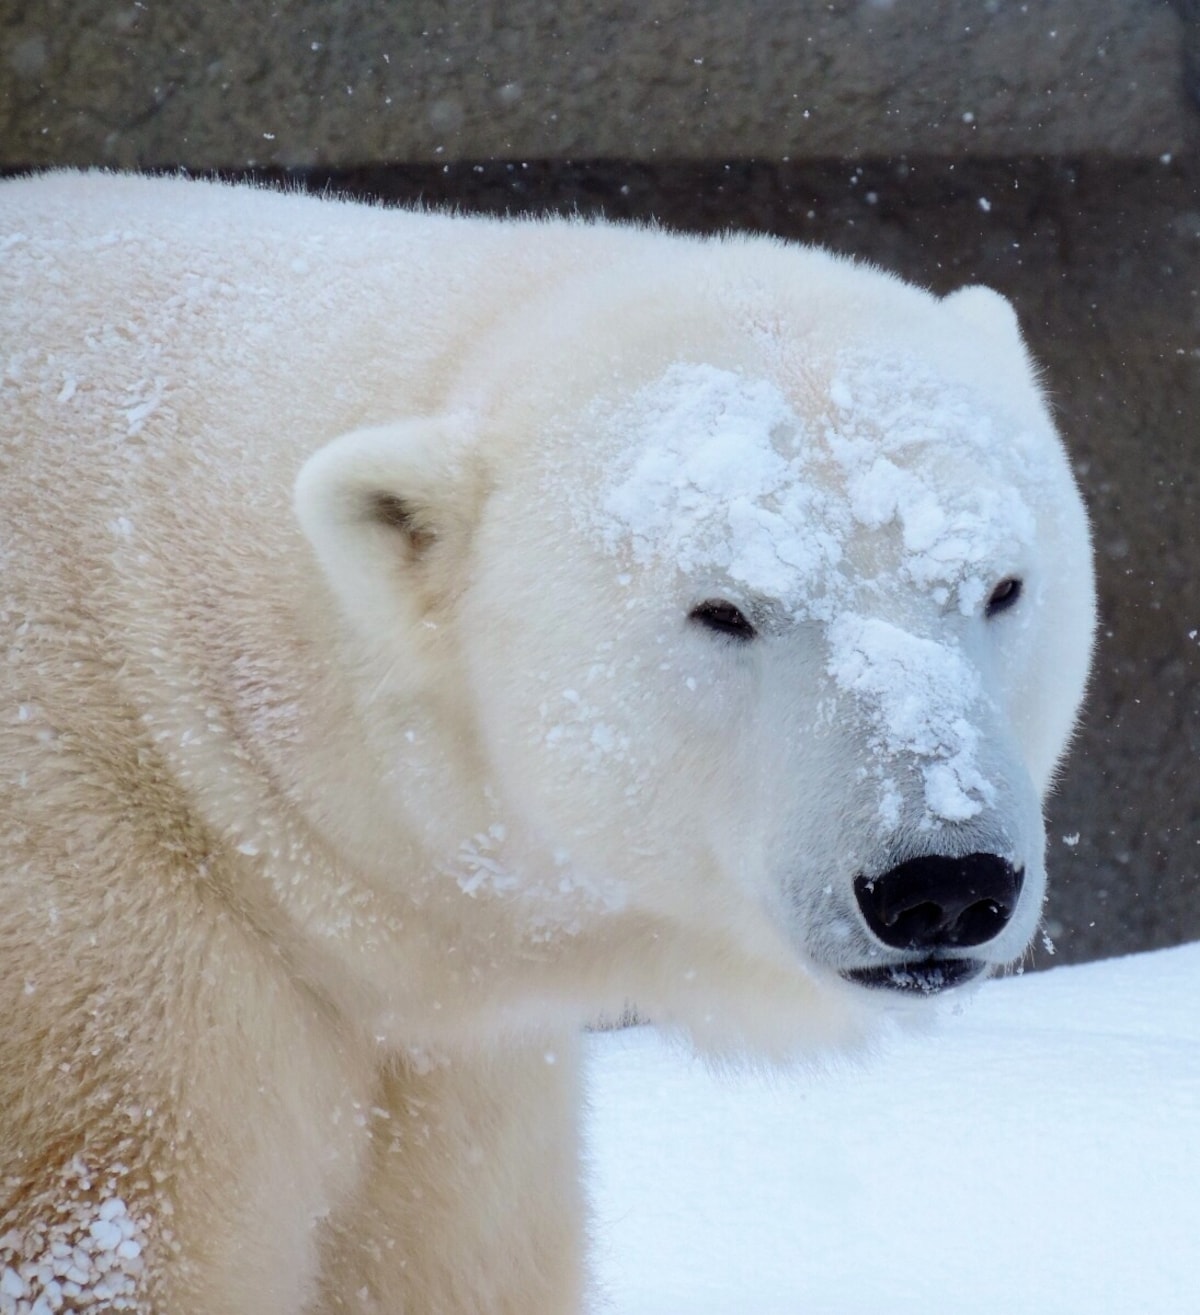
315, 1035, 584, 1314
0, 879, 374, 1315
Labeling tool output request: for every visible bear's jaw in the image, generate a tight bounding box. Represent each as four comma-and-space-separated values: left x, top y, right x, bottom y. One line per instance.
840, 956, 987, 995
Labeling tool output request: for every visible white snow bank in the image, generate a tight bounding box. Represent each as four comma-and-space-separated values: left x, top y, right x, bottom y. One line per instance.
586, 943, 1200, 1314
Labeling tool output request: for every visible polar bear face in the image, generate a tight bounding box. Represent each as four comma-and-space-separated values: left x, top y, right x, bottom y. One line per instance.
297, 260, 1094, 1027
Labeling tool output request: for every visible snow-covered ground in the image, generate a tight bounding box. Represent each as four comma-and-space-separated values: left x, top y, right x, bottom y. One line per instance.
585, 943, 1200, 1314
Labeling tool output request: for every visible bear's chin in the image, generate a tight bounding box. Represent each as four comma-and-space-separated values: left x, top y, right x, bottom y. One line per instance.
840, 957, 988, 995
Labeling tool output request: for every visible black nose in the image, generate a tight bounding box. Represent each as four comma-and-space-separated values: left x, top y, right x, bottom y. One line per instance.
854, 854, 1024, 952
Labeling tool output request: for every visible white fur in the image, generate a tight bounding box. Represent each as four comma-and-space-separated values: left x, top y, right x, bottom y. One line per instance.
0, 173, 1095, 1312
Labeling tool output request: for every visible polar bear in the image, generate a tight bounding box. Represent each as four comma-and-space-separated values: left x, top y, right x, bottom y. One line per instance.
0, 173, 1094, 1313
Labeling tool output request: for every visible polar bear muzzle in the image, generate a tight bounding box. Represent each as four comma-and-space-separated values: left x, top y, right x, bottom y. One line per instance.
843, 853, 1025, 994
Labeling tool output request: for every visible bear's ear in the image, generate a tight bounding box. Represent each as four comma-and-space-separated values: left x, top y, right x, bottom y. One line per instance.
294, 416, 485, 641
941, 285, 1026, 354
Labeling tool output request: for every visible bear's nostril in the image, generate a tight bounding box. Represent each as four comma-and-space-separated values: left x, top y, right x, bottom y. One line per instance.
953, 896, 1010, 946
885, 899, 946, 947
854, 854, 1023, 953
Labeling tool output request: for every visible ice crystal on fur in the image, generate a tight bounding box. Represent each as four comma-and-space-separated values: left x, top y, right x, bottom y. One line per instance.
0, 1163, 147, 1314
826, 614, 995, 823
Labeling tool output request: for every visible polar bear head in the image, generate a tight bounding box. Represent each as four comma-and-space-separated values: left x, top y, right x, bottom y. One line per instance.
296, 240, 1094, 1045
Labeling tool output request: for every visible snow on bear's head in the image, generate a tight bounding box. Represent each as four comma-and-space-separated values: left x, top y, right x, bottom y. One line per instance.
296, 243, 1095, 1054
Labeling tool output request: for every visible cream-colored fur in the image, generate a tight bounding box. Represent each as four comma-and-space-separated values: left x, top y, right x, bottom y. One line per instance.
0, 173, 1094, 1312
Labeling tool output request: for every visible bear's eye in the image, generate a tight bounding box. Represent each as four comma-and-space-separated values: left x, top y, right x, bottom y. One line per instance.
689, 599, 757, 642
986, 577, 1023, 618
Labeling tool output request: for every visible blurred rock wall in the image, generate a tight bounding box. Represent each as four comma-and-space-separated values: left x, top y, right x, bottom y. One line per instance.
3, 0, 1199, 966
2, 0, 1196, 166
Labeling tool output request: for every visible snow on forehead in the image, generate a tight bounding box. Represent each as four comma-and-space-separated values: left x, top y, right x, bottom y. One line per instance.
586, 353, 1046, 826
597, 361, 838, 599
593, 356, 1038, 612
